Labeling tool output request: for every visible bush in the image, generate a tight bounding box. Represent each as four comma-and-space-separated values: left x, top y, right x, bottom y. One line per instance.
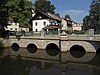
65, 30, 72, 34
72, 30, 84, 34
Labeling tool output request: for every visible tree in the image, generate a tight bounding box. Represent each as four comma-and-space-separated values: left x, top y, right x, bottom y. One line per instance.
83, 15, 90, 30
34, 0, 55, 14
6, 0, 33, 25
65, 15, 71, 19
0, 0, 9, 37
83, 0, 100, 32
89, 0, 100, 31
0, 0, 33, 37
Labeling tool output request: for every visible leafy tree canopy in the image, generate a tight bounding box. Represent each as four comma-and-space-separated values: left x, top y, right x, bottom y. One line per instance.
83, 0, 100, 32
5, 0, 33, 25
0, 0, 33, 37
0, 0, 9, 37
65, 15, 71, 19
34, 0, 55, 14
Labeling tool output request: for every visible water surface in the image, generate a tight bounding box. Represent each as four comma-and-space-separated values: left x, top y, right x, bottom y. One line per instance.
0, 48, 100, 75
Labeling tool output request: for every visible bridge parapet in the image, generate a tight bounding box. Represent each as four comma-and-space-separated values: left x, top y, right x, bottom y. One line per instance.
3, 36, 99, 52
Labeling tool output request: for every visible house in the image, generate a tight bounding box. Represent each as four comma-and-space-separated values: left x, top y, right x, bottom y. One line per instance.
72, 23, 83, 31
31, 12, 61, 34
61, 17, 82, 31
5, 16, 20, 32
5, 16, 30, 35
61, 18, 73, 31
19, 24, 31, 32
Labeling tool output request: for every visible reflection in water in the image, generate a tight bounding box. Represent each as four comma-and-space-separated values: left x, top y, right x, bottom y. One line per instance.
45, 43, 60, 56
46, 49, 60, 56
70, 50, 86, 58
70, 45, 86, 58
0, 48, 100, 75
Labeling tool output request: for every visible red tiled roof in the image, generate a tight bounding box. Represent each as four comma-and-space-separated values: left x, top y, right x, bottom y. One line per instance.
43, 25, 60, 29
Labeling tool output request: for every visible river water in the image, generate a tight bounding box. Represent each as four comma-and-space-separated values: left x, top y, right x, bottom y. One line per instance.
0, 48, 100, 75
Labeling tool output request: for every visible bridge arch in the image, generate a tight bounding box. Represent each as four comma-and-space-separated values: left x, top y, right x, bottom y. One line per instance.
67, 41, 96, 52
26, 43, 38, 53
70, 44, 85, 51
70, 44, 86, 58
11, 43, 20, 51
26, 42, 38, 49
46, 43, 60, 50
45, 42, 60, 50
45, 43, 60, 56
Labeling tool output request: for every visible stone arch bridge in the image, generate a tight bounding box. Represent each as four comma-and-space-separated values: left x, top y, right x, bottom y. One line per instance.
3, 36, 100, 53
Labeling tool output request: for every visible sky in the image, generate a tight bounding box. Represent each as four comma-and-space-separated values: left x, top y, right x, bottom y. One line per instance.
31, 0, 92, 23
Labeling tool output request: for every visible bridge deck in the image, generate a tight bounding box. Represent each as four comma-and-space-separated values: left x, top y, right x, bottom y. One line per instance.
9, 34, 100, 42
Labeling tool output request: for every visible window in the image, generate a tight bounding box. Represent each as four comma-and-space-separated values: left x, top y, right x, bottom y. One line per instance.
35, 22, 37, 26
15, 28, 17, 30
10, 21, 12, 24
43, 22, 46, 26
35, 29, 38, 32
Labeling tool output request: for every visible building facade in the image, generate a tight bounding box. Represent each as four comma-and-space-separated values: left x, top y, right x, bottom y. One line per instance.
5, 17, 20, 32
73, 23, 83, 31
5, 16, 30, 36
31, 12, 61, 34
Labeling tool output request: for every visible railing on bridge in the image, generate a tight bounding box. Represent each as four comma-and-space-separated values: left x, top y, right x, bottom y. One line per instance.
8, 31, 100, 41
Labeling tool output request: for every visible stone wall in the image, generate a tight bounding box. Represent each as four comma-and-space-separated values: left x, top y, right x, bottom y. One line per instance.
61, 41, 96, 52
3, 38, 98, 52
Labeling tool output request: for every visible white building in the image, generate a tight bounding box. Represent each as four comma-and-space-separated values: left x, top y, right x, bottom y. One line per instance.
5, 16, 30, 32
5, 16, 20, 32
31, 12, 61, 34
73, 23, 83, 31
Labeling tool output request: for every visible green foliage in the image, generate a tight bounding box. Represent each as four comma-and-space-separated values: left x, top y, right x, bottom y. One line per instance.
0, 0, 33, 37
55, 13, 60, 17
0, 0, 9, 37
89, 2, 100, 31
83, 15, 90, 30
5, 0, 33, 25
72, 30, 85, 34
65, 15, 70, 19
65, 30, 72, 34
34, 0, 55, 14
83, 0, 100, 33
64, 30, 84, 34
